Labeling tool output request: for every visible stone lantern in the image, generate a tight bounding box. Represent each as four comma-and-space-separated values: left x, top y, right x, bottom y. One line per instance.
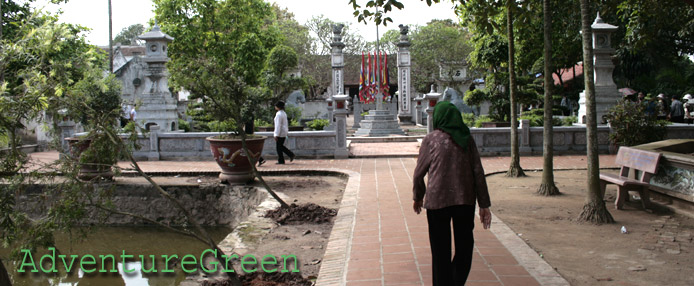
332, 94, 350, 159
424, 85, 442, 133
136, 24, 178, 133
577, 13, 621, 124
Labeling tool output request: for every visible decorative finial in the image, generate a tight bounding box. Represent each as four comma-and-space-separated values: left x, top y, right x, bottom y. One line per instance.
594, 12, 604, 24
429, 84, 435, 94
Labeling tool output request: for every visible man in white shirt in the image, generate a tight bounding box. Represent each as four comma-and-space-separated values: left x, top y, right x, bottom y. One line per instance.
128, 105, 137, 121
274, 101, 295, 164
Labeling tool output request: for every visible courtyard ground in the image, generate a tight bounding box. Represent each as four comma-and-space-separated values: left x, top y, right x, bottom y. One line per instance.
27, 151, 629, 286
488, 170, 694, 286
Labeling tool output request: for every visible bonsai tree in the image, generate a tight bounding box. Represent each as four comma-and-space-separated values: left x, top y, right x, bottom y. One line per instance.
64, 71, 123, 180
154, 0, 289, 193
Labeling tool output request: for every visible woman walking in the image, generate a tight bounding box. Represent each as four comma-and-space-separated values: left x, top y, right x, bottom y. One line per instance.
412, 101, 492, 286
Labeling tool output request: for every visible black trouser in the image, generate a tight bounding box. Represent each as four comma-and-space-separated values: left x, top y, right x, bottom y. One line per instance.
426, 205, 475, 286
276, 137, 294, 164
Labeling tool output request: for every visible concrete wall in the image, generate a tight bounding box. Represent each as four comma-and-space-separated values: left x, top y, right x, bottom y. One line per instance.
15, 182, 267, 226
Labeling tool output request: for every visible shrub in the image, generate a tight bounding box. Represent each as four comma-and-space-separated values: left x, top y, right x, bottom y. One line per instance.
307, 119, 330, 130
605, 100, 667, 147
520, 109, 563, 127
462, 112, 476, 127
285, 105, 303, 124
208, 120, 236, 132
474, 115, 493, 128
561, 116, 577, 126
178, 119, 191, 132
254, 118, 271, 128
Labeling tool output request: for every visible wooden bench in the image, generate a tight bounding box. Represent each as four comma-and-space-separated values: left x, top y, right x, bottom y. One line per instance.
600, 147, 662, 210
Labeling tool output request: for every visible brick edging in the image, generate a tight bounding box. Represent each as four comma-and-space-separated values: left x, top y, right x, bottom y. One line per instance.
312, 168, 361, 286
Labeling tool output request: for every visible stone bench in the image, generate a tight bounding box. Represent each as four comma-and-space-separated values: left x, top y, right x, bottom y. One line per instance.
600, 147, 662, 210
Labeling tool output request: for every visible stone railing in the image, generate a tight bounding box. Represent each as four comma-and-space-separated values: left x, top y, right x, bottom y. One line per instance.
471, 120, 694, 156
60, 119, 694, 159
65, 125, 338, 160
130, 128, 338, 161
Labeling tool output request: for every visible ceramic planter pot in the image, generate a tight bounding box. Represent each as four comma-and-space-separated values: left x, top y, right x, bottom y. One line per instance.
65, 137, 114, 181
206, 135, 266, 184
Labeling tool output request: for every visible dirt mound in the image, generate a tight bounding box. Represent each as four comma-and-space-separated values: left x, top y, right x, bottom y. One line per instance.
265, 203, 336, 225
241, 272, 314, 286
201, 273, 313, 286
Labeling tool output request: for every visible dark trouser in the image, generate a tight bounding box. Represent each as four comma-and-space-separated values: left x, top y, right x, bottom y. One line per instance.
276, 137, 294, 164
426, 205, 475, 286
671, 116, 684, 123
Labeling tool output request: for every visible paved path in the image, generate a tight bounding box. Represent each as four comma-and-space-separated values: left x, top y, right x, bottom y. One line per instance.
28, 151, 618, 285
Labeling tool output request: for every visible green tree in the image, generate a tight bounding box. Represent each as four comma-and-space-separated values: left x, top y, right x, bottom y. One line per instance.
302, 15, 366, 98
262, 44, 305, 104
306, 15, 367, 56
410, 19, 473, 93
113, 23, 145, 45
0, 9, 114, 283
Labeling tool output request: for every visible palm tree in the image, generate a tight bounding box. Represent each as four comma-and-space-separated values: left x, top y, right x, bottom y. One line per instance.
538, 0, 560, 195
577, 0, 613, 223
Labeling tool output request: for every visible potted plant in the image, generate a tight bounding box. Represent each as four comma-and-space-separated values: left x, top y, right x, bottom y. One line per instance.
64, 73, 123, 181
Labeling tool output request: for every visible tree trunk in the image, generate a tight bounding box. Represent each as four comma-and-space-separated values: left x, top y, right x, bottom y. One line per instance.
539, 0, 560, 196
0, 258, 10, 286
108, 0, 113, 73
577, 0, 613, 224
1, 0, 4, 83
506, 5, 525, 178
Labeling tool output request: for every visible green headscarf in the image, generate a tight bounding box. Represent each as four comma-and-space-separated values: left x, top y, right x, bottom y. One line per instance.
433, 101, 471, 150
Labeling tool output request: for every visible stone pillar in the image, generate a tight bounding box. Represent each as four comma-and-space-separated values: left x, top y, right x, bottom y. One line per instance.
520, 119, 532, 155
330, 24, 345, 96
414, 96, 424, 126
578, 13, 621, 125
397, 24, 413, 124
352, 100, 362, 128
148, 125, 160, 161
425, 86, 441, 133
325, 97, 335, 131
333, 94, 349, 159
58, 116, 75, 159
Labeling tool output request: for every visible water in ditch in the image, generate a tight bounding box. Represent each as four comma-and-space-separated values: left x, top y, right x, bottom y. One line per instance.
2, 225, 232, 286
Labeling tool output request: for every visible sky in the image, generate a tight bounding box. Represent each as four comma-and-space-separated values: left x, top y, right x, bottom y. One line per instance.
32, 0, 458, 46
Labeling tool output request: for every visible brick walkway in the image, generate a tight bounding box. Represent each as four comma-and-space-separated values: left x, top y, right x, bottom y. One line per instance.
28, 151, 618, 285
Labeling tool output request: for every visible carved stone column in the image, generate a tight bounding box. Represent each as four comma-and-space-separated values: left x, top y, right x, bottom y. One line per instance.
397, 24, 413, 124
